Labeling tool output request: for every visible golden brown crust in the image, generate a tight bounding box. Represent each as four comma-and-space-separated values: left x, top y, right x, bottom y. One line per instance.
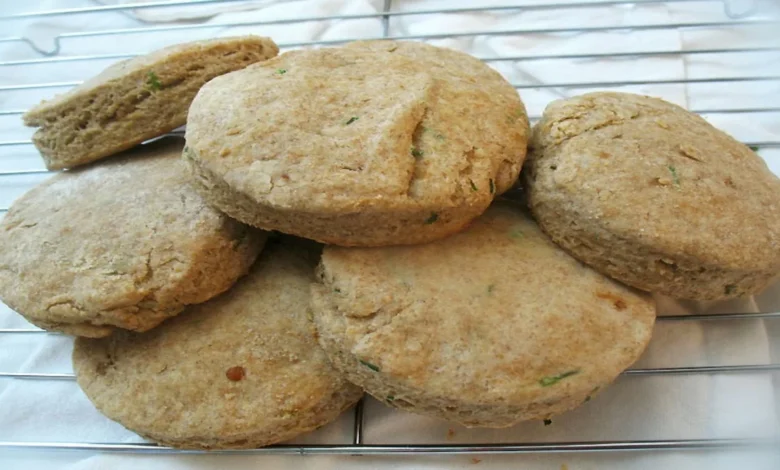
185, 40, 528, 246
0, 138, 264, 337
73, 240, 363, 449
23, 36, 278, 170
311, 201, 655, 427
525, 92, 780, 300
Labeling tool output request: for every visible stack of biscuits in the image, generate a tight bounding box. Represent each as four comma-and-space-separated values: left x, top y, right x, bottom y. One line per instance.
1, 36, 778, 449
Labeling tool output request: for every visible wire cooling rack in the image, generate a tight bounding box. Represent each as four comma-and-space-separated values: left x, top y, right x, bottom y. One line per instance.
0, 0, 779, 458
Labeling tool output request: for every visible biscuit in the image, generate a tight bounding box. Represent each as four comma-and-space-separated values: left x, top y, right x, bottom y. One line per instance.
184, 40, 528, 246
73, 239, 363, 449
524, 92, 780, 300
311, 202, 655, 427
0, 138, 264, 337
23, 36, 278, 170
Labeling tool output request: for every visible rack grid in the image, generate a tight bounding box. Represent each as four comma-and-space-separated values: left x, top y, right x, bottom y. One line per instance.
0, 0, 778, 458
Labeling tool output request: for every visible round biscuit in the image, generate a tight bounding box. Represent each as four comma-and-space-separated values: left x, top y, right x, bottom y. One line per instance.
185, 40, 528, 246
524, 92, 780, 300
0, 138, 264, 337
73, 239, 363, 449
311, 201, 655, 427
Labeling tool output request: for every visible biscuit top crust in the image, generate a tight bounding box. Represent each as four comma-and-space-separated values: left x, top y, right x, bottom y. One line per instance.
185, 40, 528, 213
0, 138, 260, 333
312, 202, 655, 405
23, 36, 279, 122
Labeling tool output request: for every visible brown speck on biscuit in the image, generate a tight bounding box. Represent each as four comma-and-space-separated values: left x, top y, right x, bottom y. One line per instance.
596, 291, 627, 310
226, 366, 246, 381
95, 360, 113, 376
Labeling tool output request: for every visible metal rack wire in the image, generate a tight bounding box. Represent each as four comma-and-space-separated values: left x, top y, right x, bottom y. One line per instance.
0, 0, 778, 458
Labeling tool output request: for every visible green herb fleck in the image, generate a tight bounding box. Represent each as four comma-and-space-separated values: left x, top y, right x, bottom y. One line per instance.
146, 71, 162, 91
584, 395, 591, 403
543, 419, 552, 426
489, 179, 495, 194
469, 179, 478, 191
386, 395, 395, 403
724, 284, 737, 295
509, 228, 524, 239
667, 165, 680, 186
425, 212, 439, 224
411, 147, 424, 158
345, 116, 359, 125
749, 145, 760, 152
334, 287, 342, 293
277, 68, 287, 75
487, 284, 495, 294
359, 360, 380, 372
539, 369, 580, 387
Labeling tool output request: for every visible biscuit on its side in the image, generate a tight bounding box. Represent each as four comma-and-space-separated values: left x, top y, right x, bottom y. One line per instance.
185, 40, 528, 247
73, 240, 363, 449
0, 138, 264, 337
525, 92, 780, 300
311, 202, 655, 427
23, 36, 278, 170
